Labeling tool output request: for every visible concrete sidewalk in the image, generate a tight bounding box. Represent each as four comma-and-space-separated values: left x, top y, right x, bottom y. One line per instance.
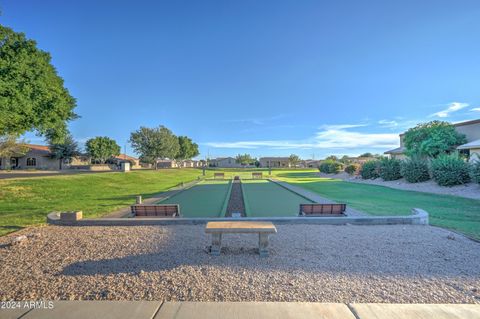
1, 302, 479, 319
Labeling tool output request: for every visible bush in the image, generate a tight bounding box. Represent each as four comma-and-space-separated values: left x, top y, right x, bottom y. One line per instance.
319, 160, 342, 174
344, 164, 359, 175
360, 160, 380, 179
431, 153, 471, 186
378, 157, 402, 181
471, 160, 480, 184
401, 156, 430, 183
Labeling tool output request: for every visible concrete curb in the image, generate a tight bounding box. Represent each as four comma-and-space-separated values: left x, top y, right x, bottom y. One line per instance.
46, 208, 428, 226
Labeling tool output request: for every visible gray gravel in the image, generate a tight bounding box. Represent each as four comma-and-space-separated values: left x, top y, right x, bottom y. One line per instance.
0, 225, 479, 303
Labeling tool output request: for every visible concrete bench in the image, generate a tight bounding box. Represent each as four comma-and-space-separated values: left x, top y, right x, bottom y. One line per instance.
299, 203, 346, 216
205, 221, 277, 257
131, 204, 180, 217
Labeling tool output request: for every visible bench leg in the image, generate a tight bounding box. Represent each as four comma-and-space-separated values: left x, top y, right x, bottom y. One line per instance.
211, 233, 222, 256
258, 233, 270, 257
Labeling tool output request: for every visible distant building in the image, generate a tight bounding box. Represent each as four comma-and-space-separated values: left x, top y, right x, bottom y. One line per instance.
0, 144, 59, 170
384, 119, 480, 161
113, 154, 141, 168
0, 144, 93, 170
156, 159, 178, 169
178, 160, 202, 168
259, 157, 291, 168
208, 157, 244, 168
303, 159, 320, 168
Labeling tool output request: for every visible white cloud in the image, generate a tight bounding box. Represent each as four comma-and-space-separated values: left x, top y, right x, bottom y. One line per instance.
430, 102, 469, 118
471, 108, 480, 112
378, 120, 398, 128
203, 124, 398, 150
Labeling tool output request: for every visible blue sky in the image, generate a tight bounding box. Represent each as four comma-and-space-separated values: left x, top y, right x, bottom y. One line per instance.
2, 0, 480, 159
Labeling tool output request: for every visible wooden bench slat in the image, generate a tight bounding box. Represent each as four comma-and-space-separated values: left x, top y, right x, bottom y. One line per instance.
131, 204, 180, 217
299, 203, 346, 216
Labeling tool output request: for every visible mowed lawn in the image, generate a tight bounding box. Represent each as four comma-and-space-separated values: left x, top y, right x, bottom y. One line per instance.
0, 169, 206, 236
271, 170, 480, 240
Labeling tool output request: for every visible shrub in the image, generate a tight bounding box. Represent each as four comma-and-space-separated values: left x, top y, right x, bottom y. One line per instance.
360, 160, 380, 179
431, 153, 471, 186
378, 157, 402, 181
319, 160, 342, 174
471, 160, 480, 184
344, 164, 359, 175
401, 156, 430, 183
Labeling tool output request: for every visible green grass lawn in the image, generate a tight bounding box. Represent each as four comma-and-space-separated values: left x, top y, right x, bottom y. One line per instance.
159, 180, 232, 217
270, 170, 480, 240
0, 169, 207, 236
242, 180, 314, 217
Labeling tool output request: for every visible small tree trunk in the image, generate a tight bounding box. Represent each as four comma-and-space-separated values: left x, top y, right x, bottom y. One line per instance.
59, 159, 62, 170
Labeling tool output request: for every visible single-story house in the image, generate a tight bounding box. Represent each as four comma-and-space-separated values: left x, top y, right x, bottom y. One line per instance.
0, 144, 60, 170
156, 159, 178, 169
385, 119, 480, 161
208, 157, 244, 168
114, 154, 141, 168
458, 140, 480, 162
259, 157, 291, 168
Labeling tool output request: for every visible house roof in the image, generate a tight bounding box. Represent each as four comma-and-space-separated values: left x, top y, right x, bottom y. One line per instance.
457, 139, 480, 150
384, 146, 405, 154
115, 154, 139, 161
25, 144, 51, 156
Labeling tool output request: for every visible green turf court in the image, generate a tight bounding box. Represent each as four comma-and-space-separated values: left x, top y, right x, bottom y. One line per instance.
241, 180, 314, 217
158, 180, 232, 217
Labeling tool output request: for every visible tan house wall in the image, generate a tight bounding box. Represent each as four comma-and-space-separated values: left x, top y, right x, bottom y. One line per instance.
259, 158, 291, 168
456, 122, 480, 142
1, 150, 59, 170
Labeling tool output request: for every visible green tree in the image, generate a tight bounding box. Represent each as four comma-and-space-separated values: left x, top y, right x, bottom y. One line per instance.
130, 126, 180, 169
288, 154, 301, 167
176, 136, 199, 160
0, 135, 29, 169
359, 152, 373, 158
48, 133, 79, 169
235, 153, 254, 166
325, 155, 338, 161
0, 25, 77, 141
85, 136, 120, 164
404, 121, 466, 158
339, 155, 351, 164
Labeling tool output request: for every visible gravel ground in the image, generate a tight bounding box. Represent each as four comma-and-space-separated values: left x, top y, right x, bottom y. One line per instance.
319, 172, 480, 200
0, 225, 479, 303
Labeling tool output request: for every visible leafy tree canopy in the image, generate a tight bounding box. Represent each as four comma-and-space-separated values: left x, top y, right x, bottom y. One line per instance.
288, 154, 301, 166
403, 121, 467, 158
359, 152, 373, 158
177, 136, 199, 160
0, 135, 29, 163
129, 126, 180, 167
325, 155, 338, 161
235, 153, 255, 165
0, 25, 77, 141
85, 136, 120, 164
48, 132, 79, 169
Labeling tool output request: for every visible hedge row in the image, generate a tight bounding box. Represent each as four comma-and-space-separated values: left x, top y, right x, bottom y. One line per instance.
358, 153, 478, 186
